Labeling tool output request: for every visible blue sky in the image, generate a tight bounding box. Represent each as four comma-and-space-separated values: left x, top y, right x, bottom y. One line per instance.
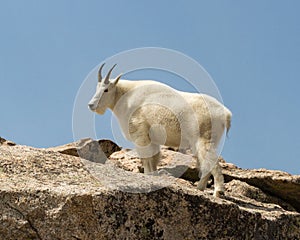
0, 1, 299, 174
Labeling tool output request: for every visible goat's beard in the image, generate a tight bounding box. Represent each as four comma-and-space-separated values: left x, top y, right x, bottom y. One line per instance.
95, 108, 106, 115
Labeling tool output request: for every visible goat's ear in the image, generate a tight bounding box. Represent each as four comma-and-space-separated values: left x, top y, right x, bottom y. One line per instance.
112, 73, 122, 86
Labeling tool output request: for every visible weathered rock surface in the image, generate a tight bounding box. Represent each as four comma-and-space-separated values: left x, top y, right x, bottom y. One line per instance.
221, 163, 300, 213
0, 139, 300, 239
111, 148, 300, 212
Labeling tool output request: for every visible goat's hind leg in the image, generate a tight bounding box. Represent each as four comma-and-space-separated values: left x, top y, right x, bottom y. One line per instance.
194, 139, 224, 197
197, 172, 211, 190
203, 150, 224, 197
198, 160, 224, 197
193, 140, 212, 191
211, 162, 224, 197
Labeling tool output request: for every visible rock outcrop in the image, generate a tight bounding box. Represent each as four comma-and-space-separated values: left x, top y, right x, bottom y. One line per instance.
0, 137, 299, 239
47, 138, 121, 162
110, 148, 300, 212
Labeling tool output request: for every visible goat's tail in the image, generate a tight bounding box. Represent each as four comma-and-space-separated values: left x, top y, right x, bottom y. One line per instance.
225, 108, 232, 137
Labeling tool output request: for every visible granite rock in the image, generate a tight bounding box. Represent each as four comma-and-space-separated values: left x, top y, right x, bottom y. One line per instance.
0, 139, 299, 239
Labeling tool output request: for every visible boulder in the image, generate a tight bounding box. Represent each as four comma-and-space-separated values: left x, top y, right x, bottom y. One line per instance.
0, 140, 299, 239
48, 138, 121, 163
0, 136, 16, 146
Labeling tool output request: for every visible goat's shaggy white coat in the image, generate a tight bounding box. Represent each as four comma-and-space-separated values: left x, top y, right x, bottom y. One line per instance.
89, 66, 232, 197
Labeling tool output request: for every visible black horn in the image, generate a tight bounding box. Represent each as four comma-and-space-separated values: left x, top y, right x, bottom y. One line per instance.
104, 64, 117, 84
98, 63, 105, 82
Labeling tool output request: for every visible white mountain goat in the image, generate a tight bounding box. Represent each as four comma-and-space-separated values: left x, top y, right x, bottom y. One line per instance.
88, 64, 232, 197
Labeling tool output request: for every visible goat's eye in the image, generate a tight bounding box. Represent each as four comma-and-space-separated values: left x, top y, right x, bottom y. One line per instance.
104, 89, 108, 92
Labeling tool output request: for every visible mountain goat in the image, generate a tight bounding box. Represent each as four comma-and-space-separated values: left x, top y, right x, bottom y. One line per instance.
88, 64, 232, 197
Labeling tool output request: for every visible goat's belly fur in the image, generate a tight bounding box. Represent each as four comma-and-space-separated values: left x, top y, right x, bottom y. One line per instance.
128, 104, 200, 148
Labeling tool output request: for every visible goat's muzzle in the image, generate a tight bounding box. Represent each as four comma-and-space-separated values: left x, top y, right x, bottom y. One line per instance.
88, 103, 97, 111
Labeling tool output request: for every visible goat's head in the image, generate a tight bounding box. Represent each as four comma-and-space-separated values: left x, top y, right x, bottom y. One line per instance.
88, 63, 122, 114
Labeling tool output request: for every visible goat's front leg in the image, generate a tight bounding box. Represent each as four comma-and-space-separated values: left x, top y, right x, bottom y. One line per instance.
134, 136, 161, 173
140, 151, 161, 173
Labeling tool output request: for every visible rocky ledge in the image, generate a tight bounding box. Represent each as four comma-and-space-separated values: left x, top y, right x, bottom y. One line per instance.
0, 137, 299, 239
